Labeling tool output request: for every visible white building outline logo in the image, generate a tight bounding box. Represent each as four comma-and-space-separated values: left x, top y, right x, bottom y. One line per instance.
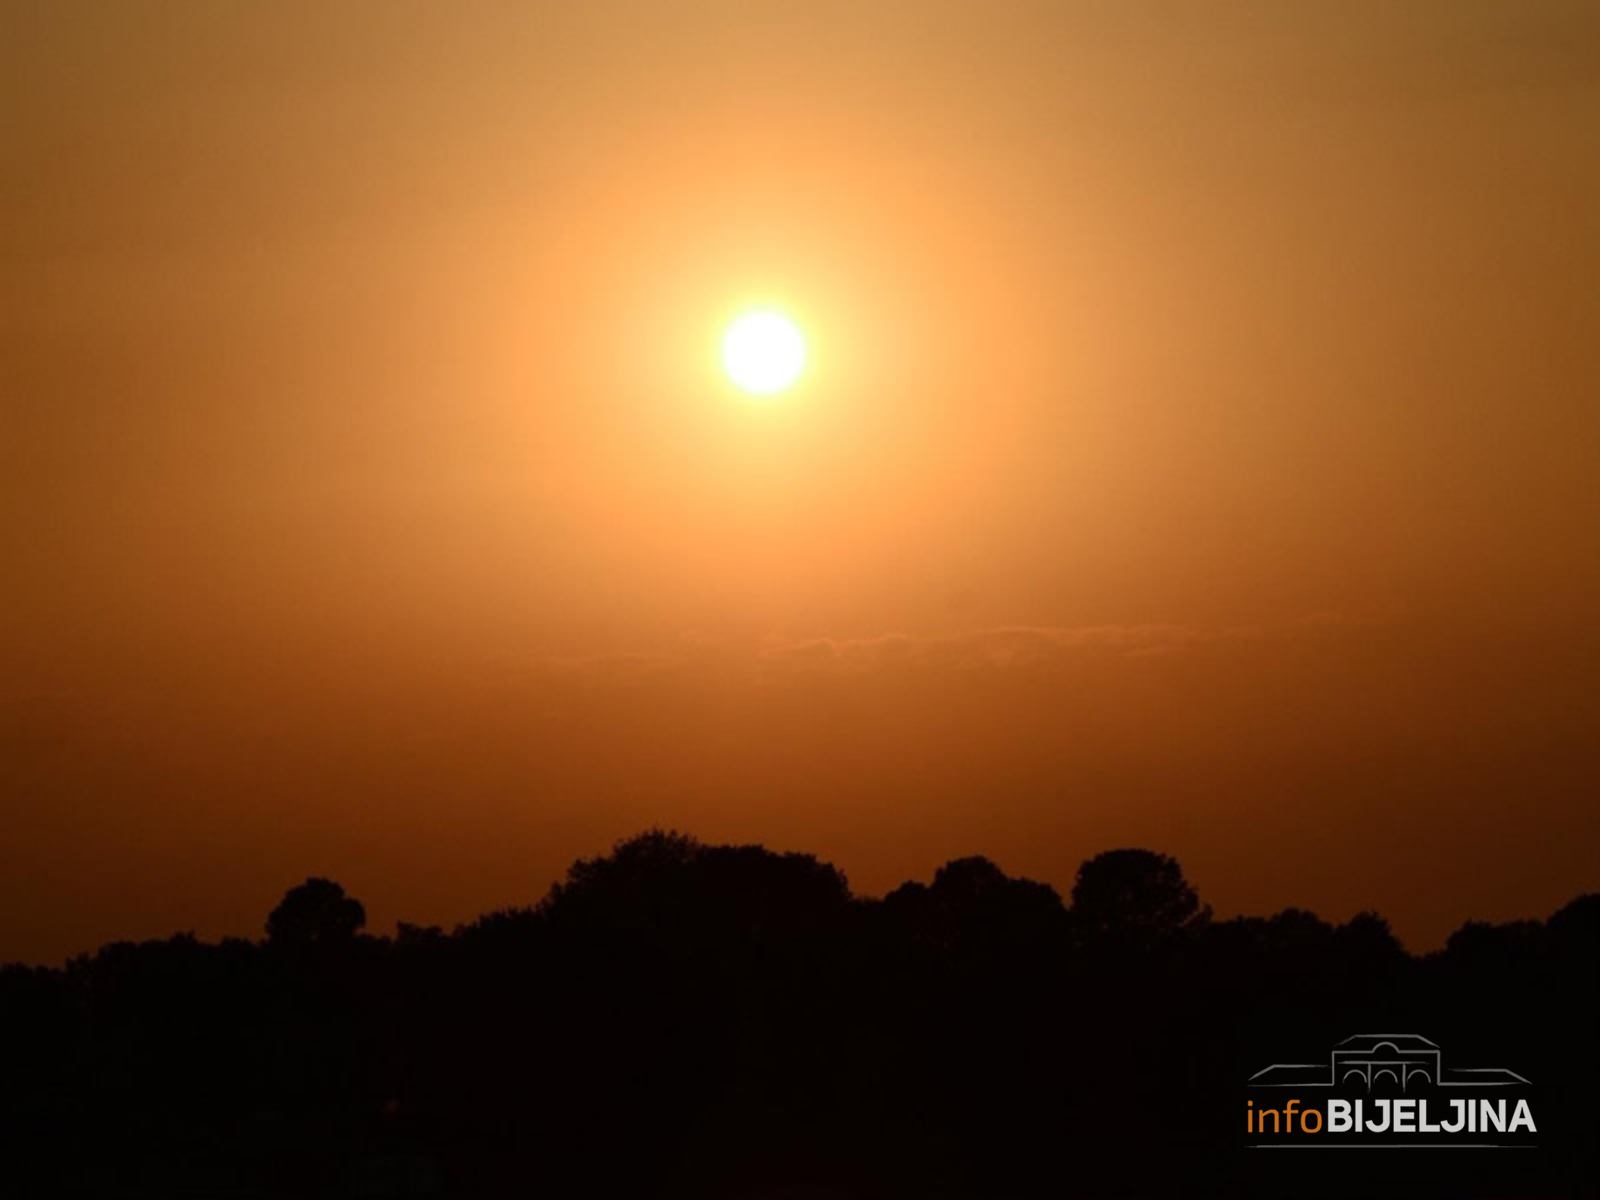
1249, 1033, 1531, 1092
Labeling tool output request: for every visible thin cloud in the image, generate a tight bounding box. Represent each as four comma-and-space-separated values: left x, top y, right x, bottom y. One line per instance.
517, 610, 1401, 685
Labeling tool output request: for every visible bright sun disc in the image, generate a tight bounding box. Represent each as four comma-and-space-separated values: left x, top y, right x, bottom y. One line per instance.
722, 310, 806, 395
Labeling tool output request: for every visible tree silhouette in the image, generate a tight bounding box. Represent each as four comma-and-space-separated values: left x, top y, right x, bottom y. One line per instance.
1069, 847, 1209, 939
0, 836, 1591, 1199
884, 855, 1066, 963
265, 877, 366, 946
542, 827, 851, 947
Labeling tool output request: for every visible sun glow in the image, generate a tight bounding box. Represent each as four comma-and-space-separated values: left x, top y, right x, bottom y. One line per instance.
721, 310, 807, 396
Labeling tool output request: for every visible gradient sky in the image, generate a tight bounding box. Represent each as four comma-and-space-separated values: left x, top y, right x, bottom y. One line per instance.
4, 1, 1597, 963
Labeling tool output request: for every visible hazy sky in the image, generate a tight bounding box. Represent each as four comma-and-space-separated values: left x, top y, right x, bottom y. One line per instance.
4, 1, 1597, 963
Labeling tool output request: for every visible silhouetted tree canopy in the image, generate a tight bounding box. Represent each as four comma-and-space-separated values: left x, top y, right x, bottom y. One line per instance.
883, 855, 1066, 965
543, 828, 852, 946
1069, 847, 1209, 939
0, 836, 1592, 1199
265, 876, 366, 946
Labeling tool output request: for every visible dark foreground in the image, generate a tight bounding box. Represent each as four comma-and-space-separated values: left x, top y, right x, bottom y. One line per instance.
2, 831, 1595, 1197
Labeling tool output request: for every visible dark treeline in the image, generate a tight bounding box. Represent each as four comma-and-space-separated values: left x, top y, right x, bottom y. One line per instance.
2, 830, 1594, 1198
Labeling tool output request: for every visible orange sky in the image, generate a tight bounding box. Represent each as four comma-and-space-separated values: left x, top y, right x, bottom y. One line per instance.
4, 1, 1597, 963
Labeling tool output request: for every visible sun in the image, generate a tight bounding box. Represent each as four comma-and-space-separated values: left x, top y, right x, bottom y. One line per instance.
721, 309, 806, 396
